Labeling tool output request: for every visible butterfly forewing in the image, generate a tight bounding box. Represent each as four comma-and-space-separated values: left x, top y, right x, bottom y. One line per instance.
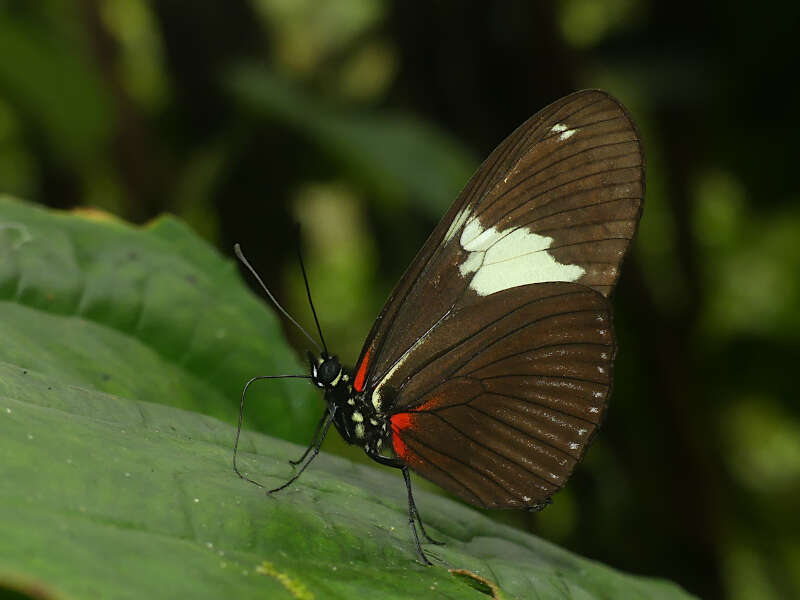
352, 90, 643, 508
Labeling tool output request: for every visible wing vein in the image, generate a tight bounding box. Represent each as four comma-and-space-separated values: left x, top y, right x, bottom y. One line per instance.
463, 403, 579, 461
461, 340, 612, 377
487, 389, 600, 426
394, 294, 595, 397
427, 411, 562, 487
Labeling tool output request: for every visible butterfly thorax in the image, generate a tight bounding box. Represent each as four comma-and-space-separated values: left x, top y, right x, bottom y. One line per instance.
309, 353, 389, 455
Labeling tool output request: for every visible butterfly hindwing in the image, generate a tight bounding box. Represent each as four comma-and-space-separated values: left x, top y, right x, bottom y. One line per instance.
382, 282, 612, 508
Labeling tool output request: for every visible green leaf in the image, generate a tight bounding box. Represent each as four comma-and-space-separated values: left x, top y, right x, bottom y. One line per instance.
226, 64, 477, 218
0, 198, 695, 599
0, 196, 320, 443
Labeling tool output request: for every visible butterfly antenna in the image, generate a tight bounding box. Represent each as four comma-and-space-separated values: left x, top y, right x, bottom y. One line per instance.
233, 373, 311, 487
234, 243, 323, 354
295, 231, 329, 357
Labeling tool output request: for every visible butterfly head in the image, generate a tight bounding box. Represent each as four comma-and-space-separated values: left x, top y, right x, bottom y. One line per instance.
308, 351, 343, 389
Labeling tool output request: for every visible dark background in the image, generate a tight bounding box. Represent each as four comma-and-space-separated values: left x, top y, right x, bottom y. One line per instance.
1, 1, 799, 598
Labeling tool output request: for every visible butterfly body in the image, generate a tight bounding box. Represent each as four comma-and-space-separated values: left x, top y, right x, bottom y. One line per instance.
310, 355, 389, 455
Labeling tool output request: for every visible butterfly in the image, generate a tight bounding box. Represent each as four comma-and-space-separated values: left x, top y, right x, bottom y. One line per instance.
233, 89, 644, 565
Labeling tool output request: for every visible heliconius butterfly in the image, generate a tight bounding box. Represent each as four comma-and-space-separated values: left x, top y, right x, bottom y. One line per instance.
233, 89, 644, 565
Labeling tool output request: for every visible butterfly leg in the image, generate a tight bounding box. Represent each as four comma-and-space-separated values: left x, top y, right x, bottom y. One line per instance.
269, 407, 336, 494
400, 466, 445, 547
368, 453, 444, 565
289, 410, 328, 466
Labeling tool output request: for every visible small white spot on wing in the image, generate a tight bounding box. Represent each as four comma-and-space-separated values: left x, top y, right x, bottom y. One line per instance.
352, 412, 363, 423
355, 423, 365, 438
550, 122, 577, 141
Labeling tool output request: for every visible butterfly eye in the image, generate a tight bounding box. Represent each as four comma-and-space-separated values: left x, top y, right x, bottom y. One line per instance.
317, 357, 341, 386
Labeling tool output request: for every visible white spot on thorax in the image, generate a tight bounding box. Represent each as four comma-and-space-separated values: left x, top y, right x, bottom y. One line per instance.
355, 423, 365, 438
457, 217, 585, 296
351, 411, 363, 423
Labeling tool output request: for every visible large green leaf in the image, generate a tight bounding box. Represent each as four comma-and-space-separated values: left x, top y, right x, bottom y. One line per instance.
0, 198, 695, 599
0, 196, 319, 443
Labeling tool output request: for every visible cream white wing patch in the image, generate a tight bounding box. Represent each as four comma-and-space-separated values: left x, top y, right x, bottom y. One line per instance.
458, 216, 585, 296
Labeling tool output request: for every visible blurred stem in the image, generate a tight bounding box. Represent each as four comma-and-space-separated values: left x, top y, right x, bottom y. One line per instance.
79, 0, 166, 222
623, 101, 723, 597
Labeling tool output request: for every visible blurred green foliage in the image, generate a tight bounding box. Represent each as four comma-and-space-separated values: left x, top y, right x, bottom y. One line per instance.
0, 1, 798, 599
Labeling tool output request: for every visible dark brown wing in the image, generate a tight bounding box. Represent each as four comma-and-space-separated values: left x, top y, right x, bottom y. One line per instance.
387, 282, 613, 508
352, 90, 644, 398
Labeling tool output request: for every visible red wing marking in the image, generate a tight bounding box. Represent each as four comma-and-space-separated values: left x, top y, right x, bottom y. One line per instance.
353, 349, 372, 392
390, 397, 442, 464
391, 412, 414, 460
